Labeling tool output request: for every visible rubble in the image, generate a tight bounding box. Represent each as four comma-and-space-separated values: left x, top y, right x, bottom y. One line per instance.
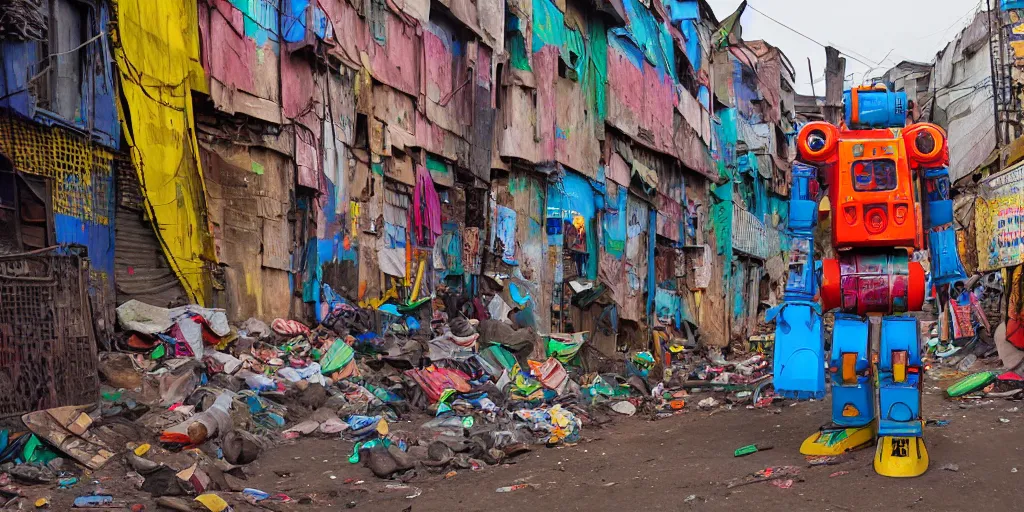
0, 296, 781, 509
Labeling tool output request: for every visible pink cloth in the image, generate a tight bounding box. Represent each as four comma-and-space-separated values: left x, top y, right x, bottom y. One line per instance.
413, 164, 442, 245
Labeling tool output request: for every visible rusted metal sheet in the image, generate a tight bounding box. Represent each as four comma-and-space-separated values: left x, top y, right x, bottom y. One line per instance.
677, 89, 703, 138
606, 39, 675, 157
477, 0, 504, 51
114, 158, 188, 307
698, 232, 727, 347
554, 71, 602, 177
295, 132, 320, 191
756, 57, 781, 124
51, 0, 84, 122
469, 45, 495, 182
262, 217, 291, 271
534, 47, 559, 165
622, 194, 649, 321
281, 49, 318, 123
607, 152, 630, 186
370, 10, 421, 97
497, 83, 542, 163
673, 118, 716, 180
0, 249, 100, 418
424, 18, 472, 141
388, 151, 416, 186
201, 145, 292, 320
321, 0, 366, 67
415, 110, 471, 164
373, 83, 415, 139
200, 0, 283, 124
327, 69, 357, 147
656, 191, 681, 242
599, 180, 626, 313
392, 0, 430, 21
509, 172, 547, 328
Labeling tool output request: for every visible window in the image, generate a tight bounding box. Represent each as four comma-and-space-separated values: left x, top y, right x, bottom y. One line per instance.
0, 168, 17, 254
675, 47, 699, 98
0, 163, 54, 255
31, 0, 90, 122
852, 159, 897, 192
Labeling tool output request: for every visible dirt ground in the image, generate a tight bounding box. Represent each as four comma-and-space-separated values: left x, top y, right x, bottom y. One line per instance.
234, 387, 1023, 512
19, 383, 1023, 511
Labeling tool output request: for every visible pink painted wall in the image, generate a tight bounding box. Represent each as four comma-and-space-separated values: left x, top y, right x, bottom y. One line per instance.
321, 0, 420, 97
370, 14, 421, 97
423, 20, 472, 139
606, 40, 676, 157
205, 0, 254, 92
533, 46, 559, 164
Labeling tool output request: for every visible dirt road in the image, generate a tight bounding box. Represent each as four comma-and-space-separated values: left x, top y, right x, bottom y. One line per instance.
243, 389, 1024, 512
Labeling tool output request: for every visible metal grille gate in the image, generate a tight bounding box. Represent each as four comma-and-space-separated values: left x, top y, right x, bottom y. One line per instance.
0, 248, 100, 418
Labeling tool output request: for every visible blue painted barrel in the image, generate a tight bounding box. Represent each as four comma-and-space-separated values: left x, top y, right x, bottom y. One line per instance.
843, 89, 907, 129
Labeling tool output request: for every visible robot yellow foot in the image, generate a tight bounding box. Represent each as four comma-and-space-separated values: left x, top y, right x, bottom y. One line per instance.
874, 436, 929, 477
799, 425, 875, 456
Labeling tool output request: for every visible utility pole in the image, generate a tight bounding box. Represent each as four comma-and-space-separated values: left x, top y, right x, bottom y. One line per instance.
987, 0, 1003, 149
823, 46, 846, 125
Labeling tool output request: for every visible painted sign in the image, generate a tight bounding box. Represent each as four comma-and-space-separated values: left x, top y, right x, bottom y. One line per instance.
976, 162, 1024, 271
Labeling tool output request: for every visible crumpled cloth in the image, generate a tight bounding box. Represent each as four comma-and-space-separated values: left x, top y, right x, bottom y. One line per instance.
116, 300, 230, 359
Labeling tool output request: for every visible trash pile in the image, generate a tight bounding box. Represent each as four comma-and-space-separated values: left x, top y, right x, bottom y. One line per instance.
0, 294, 774, 509
926, 274, 1000, 372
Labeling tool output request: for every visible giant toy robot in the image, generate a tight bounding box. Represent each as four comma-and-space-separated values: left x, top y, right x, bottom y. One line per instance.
772, 85, 966, 477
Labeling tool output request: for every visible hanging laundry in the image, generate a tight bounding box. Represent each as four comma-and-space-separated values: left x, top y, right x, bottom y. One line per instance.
412, 165, 442, 246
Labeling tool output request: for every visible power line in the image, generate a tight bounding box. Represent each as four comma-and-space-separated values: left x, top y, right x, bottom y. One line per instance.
916, 0, 984, 40
744, 3, 875, 68
829, 43, 883, 70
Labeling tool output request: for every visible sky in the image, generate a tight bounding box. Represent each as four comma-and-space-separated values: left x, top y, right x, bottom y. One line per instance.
705, 0, 987, 95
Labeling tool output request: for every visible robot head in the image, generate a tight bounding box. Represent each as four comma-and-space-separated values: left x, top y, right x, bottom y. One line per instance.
843, 85, 908, 130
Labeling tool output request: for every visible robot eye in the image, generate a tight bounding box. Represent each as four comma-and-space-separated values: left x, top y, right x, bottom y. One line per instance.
915, 131, 936, 155
807, 130, 827, 151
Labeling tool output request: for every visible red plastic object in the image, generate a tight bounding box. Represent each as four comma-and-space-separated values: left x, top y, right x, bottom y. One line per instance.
1008, 317, 1024, 349
821, 258, 841, 311
907, 261, 925, 311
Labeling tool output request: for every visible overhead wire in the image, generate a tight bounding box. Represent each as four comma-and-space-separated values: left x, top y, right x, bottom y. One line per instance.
745, 1, 995, 100
916, 0, 985, 40
744, 3, 875, 68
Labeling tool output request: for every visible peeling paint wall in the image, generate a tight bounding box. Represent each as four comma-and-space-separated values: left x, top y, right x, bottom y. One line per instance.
711, 42, 796, 346
0, 0, 796, 353
0, 1, 121, 336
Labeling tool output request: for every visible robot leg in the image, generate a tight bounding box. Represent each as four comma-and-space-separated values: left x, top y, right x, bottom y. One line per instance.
874, 316, 928, 477
800, 314, 875, 456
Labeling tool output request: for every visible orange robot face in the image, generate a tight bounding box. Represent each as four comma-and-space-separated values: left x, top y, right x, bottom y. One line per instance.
832, 133, 918, 249
796, 122, 946, 251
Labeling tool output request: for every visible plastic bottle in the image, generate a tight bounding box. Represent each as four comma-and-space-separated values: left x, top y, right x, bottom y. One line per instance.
245, 373, 276, 392
185, 391, 234, 443
276, 367, 302, 382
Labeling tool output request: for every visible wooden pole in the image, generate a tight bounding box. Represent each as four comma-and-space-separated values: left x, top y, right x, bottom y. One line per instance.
824, 46, 846, 125
807, 57, 817, 99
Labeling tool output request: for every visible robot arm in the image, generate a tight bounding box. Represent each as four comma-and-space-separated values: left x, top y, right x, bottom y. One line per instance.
771, 159, 828, 399
905, 124, 967, 286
